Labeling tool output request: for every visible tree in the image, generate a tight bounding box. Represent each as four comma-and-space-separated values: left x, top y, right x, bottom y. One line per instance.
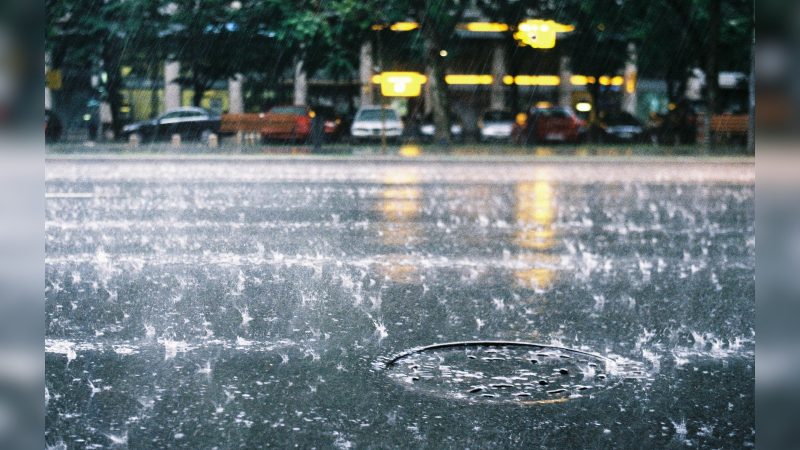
165, 0, 254, 106
386, 0, 470, 143
46, 0, 163, 137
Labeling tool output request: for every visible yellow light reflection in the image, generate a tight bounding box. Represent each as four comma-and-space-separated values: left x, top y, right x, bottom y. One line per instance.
377, 256, 418, 283
461, 22, 510, 32
515, 254, 560, 290
625, 73, 637, 94
399, 145, 422, 157
597, 76, 625, 86
513, 75, 561, 86
515, 180, 558, 289
390, 22, 419, 32
380, 170, 422, 247
570, 75, 589, 85
445, 74, 494, 85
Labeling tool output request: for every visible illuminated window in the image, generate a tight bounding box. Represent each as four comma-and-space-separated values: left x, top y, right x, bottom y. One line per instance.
445, 75, 493, 85
460, 22, 509, 33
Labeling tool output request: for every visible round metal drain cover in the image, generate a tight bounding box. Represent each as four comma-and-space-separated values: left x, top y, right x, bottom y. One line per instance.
382, 341, 634, 404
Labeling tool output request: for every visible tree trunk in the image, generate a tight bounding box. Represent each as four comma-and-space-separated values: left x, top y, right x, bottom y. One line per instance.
424, 32, 450, 145
193, 82, 205, 107
149, 60, 160, 118
704, 0, 721, 151
589, 73, 602, 143
509, 45, 520, 115
294, 53, 308, 107
747, 28, 755, 154
101, 38, 124, 139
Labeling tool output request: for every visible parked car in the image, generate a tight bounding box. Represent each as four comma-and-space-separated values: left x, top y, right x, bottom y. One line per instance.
595, 111, 648, 143
477, 110, 514, 142
313, 106, 347, 142
45, 109, 63, 143
121, 107, 220, 142
261, 105, 315, 142
648, 101, 700, 145
350, 106, 404, 143
416, 112, 464, 143
514, 106, 587, 144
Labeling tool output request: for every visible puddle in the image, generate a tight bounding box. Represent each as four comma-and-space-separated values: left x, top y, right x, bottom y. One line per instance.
381, 341, 646, 405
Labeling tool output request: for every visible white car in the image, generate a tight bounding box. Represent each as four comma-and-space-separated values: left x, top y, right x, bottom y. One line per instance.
478, 110, 514, 142
350, 106, 404, 142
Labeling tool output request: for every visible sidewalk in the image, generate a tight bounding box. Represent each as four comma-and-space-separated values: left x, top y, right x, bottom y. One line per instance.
46, 141, 754, 160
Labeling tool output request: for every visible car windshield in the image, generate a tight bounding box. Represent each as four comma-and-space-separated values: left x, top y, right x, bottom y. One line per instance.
535, 108, 572, 119
483, 111, 513, 122
357, 109, 399, 121
606, 113, 641, 126
269, 106, 307, 115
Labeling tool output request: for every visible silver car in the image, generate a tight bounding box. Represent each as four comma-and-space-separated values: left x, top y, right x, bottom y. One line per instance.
350, 106, 404, 143
478, 110, 514, 143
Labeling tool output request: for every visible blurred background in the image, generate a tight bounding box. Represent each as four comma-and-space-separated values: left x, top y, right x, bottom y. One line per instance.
1, 0, 799, 448
38, 0, 754, 152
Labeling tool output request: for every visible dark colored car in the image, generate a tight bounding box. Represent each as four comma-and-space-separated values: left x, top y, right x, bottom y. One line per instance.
514, 106, 587, 144
416, 113, 464, 143
121, 107, 221, 142
313, 106, 347, 142
45, 109, 63, 143
595, 111, 648, 143
648, 101, 700, 145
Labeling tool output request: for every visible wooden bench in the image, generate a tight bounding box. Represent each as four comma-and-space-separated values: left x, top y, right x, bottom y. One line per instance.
711, 114, 749, 135
219, 113, 266, 134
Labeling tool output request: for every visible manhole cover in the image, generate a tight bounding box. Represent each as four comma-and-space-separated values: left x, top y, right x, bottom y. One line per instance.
381, 341, 641, 404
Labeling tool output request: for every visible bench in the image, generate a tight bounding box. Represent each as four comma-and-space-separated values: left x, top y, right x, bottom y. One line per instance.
219, 113, 266, 134
711, 114, 748, 135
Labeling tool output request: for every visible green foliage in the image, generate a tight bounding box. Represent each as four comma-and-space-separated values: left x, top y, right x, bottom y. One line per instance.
46, 0, 753, 119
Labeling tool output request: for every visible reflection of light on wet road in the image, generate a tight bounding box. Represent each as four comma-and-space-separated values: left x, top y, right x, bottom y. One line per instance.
515, 179, 558, 288
514, 253, 560, 290
379, 170, 422, 280
399, 144, 422, 158
374, 255, 418, 283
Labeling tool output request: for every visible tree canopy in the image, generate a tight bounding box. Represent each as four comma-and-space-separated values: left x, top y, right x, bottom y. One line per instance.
46, 0, 753, 132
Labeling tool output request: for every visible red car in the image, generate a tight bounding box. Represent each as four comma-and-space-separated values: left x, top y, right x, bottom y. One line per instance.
261, 105, 315, 142
513, 106, 587, 144
260, 105, 345, 143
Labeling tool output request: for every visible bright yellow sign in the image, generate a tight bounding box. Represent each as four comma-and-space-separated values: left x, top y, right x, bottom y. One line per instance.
514, 20, 575, 49
373, 72, 427, 97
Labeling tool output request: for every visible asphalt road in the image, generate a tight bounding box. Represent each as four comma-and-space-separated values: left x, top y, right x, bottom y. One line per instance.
45, 156, 754, 449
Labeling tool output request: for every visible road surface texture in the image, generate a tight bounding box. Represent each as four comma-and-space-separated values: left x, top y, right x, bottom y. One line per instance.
45, 156, 754, 449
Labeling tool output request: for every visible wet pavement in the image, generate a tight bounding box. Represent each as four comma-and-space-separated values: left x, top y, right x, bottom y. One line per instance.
45, 156, 754, 449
